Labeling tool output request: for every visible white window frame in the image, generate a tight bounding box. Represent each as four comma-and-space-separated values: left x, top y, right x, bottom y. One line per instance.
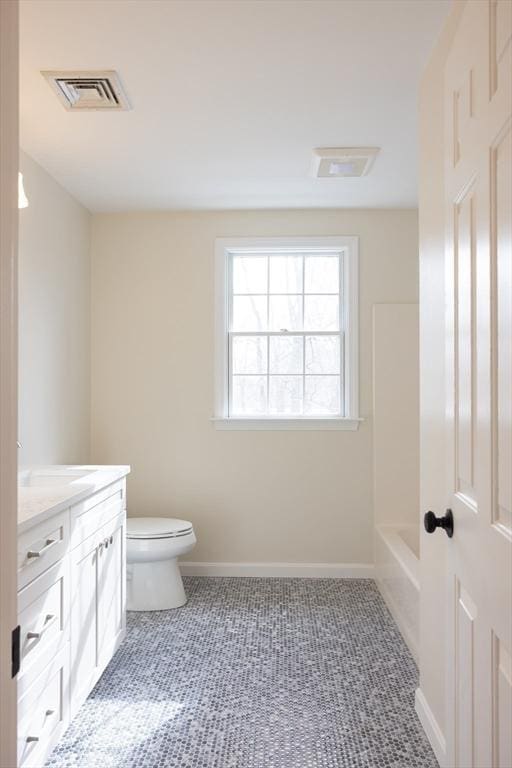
213, 236, 360, 431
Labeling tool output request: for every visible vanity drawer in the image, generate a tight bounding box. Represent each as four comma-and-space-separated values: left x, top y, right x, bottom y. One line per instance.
70, 480, 125, 549
18, 510, 69, 590
18, 558, 69, 680
18, 647, 69, 768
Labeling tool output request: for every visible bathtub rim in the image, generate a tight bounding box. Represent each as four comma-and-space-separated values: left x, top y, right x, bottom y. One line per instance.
375, 523, 420, 664
376, 523, 420, 591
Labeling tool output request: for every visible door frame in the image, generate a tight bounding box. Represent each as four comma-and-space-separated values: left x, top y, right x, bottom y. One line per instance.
416, 2, 466, 766
0, 1, 19, 766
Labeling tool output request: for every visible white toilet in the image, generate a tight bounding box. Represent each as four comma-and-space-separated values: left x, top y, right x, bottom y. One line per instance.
126, 517, 196, 611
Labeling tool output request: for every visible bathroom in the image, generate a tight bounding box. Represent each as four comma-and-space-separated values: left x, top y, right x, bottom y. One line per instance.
2, 2, 511, 768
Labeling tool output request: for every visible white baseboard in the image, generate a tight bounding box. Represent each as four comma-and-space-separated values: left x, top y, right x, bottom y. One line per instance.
415, 688, 446, 768
180, 561, 375, 579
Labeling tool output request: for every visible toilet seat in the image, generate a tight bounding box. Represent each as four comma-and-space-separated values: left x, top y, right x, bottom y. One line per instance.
127, 517, 193, 540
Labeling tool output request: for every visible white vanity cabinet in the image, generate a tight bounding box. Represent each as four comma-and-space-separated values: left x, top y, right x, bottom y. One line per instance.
70, 486, 126, 717
17, 470, 128, 768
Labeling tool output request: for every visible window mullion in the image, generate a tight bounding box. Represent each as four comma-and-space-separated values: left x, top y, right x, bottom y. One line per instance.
301, 254, 306, 415
227, 253, 233, 418
340, 252, 345, 417
228, 331, 233, 417
229, 330, 339, 336
341, 331, 345, 417
266, 255, 270, 415
302, 335, 306, 416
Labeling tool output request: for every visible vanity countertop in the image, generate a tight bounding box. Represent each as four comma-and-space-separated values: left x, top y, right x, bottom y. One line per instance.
18, 465, 130, 533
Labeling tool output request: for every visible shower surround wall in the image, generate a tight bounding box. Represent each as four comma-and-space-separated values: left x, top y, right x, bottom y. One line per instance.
90, 209, 418, 569
373, 303, 420, 659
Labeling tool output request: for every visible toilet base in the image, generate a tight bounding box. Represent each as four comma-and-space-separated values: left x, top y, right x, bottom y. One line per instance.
127, 558, 187, 610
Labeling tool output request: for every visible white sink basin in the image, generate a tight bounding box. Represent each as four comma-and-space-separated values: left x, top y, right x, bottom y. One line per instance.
18, 469, 96, 488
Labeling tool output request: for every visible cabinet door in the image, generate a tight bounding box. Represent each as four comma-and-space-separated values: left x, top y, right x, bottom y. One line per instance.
70, 537, 98, 717
98, 514, 125, 668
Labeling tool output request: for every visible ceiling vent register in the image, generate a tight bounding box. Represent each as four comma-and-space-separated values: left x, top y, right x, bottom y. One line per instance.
312, 147, 380, 177
41, 70, 131, 111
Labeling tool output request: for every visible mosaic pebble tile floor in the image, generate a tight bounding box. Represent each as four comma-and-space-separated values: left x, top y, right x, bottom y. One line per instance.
46, 578, 438, 768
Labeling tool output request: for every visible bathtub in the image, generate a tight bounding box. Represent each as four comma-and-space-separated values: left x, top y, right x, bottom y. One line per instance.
375, 524, 420, 663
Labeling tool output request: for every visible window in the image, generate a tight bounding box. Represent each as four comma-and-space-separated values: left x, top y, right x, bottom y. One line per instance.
214, 237, 359, 430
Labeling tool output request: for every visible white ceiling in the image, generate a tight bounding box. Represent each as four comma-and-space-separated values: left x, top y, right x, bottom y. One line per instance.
20, 0, 450, 213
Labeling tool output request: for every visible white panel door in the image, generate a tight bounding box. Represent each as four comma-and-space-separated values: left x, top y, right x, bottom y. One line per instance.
443, 2, 512, 766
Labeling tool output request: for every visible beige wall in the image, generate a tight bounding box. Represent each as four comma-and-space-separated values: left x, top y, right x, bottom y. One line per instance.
18, 151, 91, 466
418, 0, 465, 752
91, 209, 418, 564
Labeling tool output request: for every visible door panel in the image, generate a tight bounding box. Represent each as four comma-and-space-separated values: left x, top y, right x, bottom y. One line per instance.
70, 541, 98, 717
444, 2, 512, 766
492, 633, 512, 767
455, 582, 477, 768
489, 0, 512, 100
492, 122, 511, 535
98, 515, 125, 666
454, 187, 477, 506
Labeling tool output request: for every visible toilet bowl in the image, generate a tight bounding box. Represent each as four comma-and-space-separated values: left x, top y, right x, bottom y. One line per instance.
126, 517, 196, 611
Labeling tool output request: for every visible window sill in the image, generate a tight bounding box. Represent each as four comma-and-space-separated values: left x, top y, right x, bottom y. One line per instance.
211, 417, 362, 431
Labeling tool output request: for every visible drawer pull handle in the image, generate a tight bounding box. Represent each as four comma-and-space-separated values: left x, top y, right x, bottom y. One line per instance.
27, 538, 57, 559
26, 711, 55, 744
27, 614, 58, 641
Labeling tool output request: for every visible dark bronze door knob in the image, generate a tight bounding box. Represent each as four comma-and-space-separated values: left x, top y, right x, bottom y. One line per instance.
424, 509, 454, 538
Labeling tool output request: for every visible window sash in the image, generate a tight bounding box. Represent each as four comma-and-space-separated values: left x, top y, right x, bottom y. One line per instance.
227, 249, 344, 418
229, 252, 342, 328
228, 333, 345, 418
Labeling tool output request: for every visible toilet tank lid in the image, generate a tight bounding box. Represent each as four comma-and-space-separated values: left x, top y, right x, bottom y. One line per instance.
127, 517, 193, 539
